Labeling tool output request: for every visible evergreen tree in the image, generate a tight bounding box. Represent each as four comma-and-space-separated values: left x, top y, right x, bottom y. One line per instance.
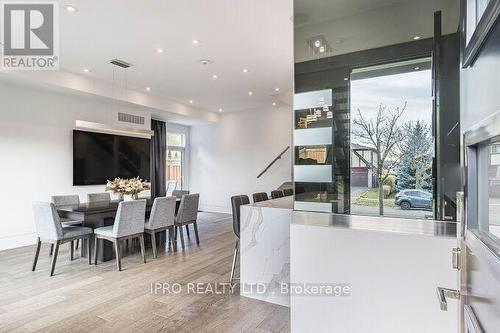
396, 121, 433, 192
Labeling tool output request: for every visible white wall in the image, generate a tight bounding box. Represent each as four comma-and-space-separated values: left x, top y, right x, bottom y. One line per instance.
190, 109, 292, 213
0, 81, 156, 250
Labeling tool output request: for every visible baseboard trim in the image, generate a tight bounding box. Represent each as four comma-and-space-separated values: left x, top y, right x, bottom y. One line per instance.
199, 204, 231, 214
0, 232, 36, 251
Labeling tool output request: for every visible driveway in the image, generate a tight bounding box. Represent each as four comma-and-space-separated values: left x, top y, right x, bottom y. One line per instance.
350, 204, 432, 220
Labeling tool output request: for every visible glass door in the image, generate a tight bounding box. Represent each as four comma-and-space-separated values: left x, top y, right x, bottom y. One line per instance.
166, 132, 186, 190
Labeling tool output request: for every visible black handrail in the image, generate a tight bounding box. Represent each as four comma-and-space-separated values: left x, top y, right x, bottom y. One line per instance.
257, 146, 290, 179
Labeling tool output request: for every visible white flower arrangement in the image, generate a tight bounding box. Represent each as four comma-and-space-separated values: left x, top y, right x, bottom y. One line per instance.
106, 177, 151, 196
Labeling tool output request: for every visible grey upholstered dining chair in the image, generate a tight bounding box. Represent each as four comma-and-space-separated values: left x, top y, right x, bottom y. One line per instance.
230, 195, 249, 285
271, 190, 285, 199
32, 202, 93, 276
93, 200, 146, 271
87, 192, 111, 203
283, 188, 294, 196
144, 196, 176, 258
174, 193, 200, 250
166, 180, 177, 196
172, 190, 189, 199
252, 192, 269, 203
51, 194, 84, 254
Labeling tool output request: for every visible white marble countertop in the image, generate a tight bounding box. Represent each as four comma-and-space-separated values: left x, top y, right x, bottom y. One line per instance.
245, 196, 293, 209
292, 210, 457, 238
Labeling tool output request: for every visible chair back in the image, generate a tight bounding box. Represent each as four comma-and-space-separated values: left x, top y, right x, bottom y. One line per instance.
172, 190, 190, 199
87, 192, 111, 203
51, 194, 80, 207
176, 194, 199, 224
33, 202, 63, 240
252, 192, 269, 203
231, 195, 250, 238
283, 188, 294, 196
166, 181, 177, 196
148, 196, 176, 229
271, 190, 284, 199
113, 200, 146, 237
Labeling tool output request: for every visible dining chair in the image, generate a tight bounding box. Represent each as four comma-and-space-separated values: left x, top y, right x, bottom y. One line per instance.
174, 193, 200, 250
166, 180, 177, 196
51, 194, 84, 254
93, 200, 146, 271
87, 192, 111, 203
144, 196, 176, 258
229, 195, 249, 285
283, 188, 294, 196
271, 190, 285, 199
172, 190, 191, 236
32, 202, 93, 276
252, 192, 269, 203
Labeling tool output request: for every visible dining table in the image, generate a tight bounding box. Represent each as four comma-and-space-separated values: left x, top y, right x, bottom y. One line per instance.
57, 198, 181, 262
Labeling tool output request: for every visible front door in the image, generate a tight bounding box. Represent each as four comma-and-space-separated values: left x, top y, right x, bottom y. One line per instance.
458, 116, 500, 332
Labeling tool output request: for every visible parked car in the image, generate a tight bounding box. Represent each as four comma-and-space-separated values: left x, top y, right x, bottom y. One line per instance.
395, 189, 432, 210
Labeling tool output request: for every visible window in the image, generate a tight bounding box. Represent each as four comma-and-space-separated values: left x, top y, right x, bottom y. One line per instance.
166, 130, 188, 191
487, 141, 500, 239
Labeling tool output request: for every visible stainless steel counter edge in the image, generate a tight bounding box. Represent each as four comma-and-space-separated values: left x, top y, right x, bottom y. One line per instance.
292, 211, 457, 238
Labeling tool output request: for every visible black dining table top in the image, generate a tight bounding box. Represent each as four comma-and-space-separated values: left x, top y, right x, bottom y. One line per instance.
57, 198, 181, 215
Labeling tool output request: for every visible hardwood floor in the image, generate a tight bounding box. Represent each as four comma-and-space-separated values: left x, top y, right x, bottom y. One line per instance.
0, 212, 290, 333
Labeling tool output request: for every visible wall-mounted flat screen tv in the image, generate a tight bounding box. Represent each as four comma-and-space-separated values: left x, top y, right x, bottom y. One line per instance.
73, 130, 151, 185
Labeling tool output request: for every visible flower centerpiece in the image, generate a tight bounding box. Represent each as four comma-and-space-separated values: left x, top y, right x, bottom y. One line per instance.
106, 177, 151, 201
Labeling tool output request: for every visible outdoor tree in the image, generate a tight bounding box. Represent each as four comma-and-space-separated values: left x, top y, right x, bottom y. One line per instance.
352, 102, 406, 216
396, 121, 433, 192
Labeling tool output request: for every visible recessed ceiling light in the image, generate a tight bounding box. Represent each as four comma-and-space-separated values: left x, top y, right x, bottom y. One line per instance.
344, 77, 348, 81
314, 40, 321, 48
275, 87, 280, 92
192, 39, 200, 45
413, 36, 421, 40
189, 100, 193, 104
248, 91, 253, 96
218, 108, 223, 113
198, 59, 212, 65
272, 102, 277, 106
212, 74, 218, 80
145, 87, 151, 92
243, 68, 249, 73
64, 5, 78, 13
319, 46, 325, 53
156, 48, 164, 54
83, 68, 90, 73
414, 67, 420, 70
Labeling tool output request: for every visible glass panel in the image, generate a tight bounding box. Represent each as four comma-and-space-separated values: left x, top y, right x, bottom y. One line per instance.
350, 60, 434, 220
167, 149, 183, 189
167, 133, 185, 147
488, 142, 500, 239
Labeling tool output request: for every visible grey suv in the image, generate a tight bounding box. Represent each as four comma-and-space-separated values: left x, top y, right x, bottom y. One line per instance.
395, 189, 432, 210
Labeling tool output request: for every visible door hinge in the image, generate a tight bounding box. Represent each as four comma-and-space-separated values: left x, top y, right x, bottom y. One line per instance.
437, 287, 460, 311
452, 247, 461, 270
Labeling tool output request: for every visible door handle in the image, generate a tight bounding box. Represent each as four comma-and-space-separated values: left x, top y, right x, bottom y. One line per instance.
436, 287, 460, 311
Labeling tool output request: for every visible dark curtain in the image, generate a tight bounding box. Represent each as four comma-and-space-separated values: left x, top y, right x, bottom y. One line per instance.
150, 119, 166, 198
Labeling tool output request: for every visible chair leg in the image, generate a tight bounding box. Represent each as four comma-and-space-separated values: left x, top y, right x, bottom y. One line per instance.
94, 236, 98, 265
70, 241, 74, 261
114, 240, 122, 271
230, 240, 239, 285
50, 242, 60, 276
87, 236, 92, 265
150, 232, 157, 259
80, 239, 83, 257
49, 243, 54, 256
193, 222, 200, 245
32, 237, 41, 271
179, 226, 185, 250
139, 234, 146, 263
185, 225, 190, 238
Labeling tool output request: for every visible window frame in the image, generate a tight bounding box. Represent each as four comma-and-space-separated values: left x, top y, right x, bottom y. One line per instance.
166, 123, 190, 191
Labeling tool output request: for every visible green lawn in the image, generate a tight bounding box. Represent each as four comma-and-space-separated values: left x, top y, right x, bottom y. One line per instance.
354, 188, 396, 207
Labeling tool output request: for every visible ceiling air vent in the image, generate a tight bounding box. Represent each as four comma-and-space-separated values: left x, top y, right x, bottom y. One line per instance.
110, 59, 132, 68
118, 112, 145, 125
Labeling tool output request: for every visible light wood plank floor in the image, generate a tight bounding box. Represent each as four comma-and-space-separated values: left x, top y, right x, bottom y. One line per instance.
0, 212, 290, 333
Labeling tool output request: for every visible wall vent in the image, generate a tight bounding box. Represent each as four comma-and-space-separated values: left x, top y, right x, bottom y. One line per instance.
118, 112, 145, 125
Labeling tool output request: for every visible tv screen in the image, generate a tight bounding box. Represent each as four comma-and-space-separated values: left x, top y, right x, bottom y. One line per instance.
73, 130, 151, 185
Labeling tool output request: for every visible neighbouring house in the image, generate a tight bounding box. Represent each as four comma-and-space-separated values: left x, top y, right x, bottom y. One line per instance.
351, 143, 377, 188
